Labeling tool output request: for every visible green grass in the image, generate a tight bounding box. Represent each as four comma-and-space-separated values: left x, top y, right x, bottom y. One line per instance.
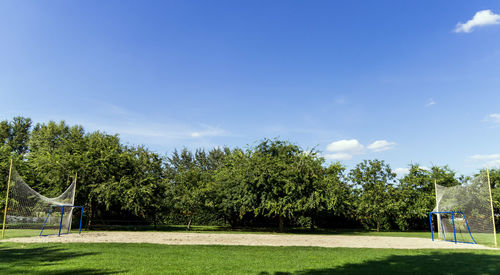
1, 242, 500, 274
1, 229, 43, 239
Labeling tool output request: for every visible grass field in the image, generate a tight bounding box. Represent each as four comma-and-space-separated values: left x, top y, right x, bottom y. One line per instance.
1, 242, 500, 274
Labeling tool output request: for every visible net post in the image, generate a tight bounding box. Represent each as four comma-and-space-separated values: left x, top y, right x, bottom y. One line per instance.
429, 212, 434, 241
79, 207, 83, 234
460, 211, 477, 244
58, 206, 65, 237
486, 166, 497, 247
451, 212, 457, 243
40, 206, 53, 236
1, 159, 13, 238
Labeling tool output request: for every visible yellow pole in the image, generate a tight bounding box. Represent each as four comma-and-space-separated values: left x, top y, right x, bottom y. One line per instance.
434, 179, 439, 211
433, 179, 440, 238
1, 159, 13, 238
486, 166, 497, 247
72, 172, 77, 205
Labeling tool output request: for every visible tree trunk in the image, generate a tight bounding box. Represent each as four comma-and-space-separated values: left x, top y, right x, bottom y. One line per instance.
376, 220, 380, 232
279, 215, 285, 232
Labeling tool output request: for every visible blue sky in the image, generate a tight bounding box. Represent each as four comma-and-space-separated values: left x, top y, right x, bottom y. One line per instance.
1, 1, 500, 176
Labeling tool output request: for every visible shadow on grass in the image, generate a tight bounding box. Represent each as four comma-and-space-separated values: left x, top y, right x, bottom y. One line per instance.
261, 252, 500, 275
0, 245, 122, 274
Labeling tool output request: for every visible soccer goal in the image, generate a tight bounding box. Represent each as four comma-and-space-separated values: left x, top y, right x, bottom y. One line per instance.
429, 211, 476, 244
429, 169, 497, 246
1, 160, 80, 238
40, 205, 84, 236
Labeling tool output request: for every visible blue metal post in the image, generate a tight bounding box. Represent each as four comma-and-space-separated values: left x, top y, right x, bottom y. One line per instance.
40, 207, 53, 236
78, 207, 83, 234
429, 213, 434, 241
58, 206, 65, 237
460, 211, 477, 244
451, 212, 457, 243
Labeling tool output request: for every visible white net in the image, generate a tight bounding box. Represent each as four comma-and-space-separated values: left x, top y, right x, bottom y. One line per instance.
4, 167, 76, 236
433, 172, 496, 246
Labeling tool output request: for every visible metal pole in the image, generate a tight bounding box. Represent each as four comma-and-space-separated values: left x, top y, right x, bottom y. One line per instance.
451, 212, 457, 244
486, 166, 497, 247
58, 206, 65, 237
79, 207, 83, 234
461, 211, 477, 244
40, 207, 53, 236
433, 180, 440, 240
429, 213, 434, 241
1, 159, 13, 238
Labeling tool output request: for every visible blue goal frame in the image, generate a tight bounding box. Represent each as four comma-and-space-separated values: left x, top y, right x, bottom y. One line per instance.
40, 205, 84, 237
429, 211, 476, 244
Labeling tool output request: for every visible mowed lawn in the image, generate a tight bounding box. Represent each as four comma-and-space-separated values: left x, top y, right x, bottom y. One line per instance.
1, 242, 500, 274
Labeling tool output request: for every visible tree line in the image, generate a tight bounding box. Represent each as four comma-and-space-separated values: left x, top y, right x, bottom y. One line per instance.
0, 117, 499, 232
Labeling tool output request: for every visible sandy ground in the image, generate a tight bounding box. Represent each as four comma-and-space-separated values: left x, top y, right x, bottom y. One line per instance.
2, 232, 496, 250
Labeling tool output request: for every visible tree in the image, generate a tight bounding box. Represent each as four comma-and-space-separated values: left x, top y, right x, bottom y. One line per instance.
395, 164, 434, 230
100, 146, 167, 228
211, 148, 254, 228
28, 121, 86, 196
248, 139, 324, 232
9, 116, 32, 156
430, 166, 460, 187
349, 159, 396, 232
166, 148, 208, 230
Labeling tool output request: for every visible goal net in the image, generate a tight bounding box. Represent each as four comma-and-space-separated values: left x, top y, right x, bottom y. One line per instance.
2, 167, 76, 237
432, 172, 496, 246
40, 205, 83, 236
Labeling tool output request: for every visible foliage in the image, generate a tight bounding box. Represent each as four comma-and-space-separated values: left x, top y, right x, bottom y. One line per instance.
1, 116, 498, 232
349, 159, 396, 232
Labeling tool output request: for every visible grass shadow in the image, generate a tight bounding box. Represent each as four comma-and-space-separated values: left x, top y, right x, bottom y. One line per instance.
263, 251, 500, 274
0, 245, 122, 274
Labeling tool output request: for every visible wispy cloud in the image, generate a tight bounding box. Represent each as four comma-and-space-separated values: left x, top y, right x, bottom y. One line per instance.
75, 102, 230, 151
325, 139, 396, 160
455, 10, 500, 33
425, 98, 436, 107
367, 140, 396, 152
484, 113, 500, 123
466, 154, 500, 168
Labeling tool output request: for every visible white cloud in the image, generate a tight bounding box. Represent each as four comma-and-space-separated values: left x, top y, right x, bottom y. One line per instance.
325, 138, 396, 160
367, 140, 396, 152
455, 10, 500, 33
485, 113, 500, 123
327, 139, 364, 153
425, 98, 436, 107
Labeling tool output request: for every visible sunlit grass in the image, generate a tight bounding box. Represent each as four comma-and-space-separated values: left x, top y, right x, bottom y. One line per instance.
0, 242, 499, 274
